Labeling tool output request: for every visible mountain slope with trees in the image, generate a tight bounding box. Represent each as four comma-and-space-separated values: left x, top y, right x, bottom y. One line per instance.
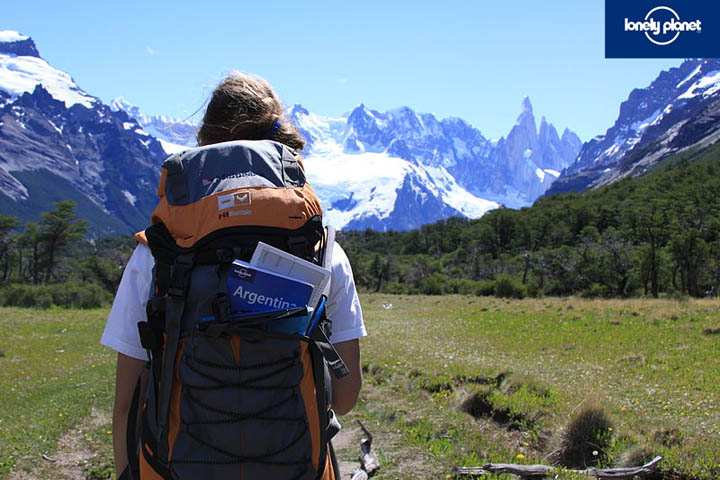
339, 142, 720, 298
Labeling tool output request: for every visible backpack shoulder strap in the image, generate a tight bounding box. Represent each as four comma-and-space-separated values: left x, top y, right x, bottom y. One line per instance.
322, 226, 336, 297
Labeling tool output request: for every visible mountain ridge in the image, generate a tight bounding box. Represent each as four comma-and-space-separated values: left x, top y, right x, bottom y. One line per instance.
1, 30, 581, 234
547, 58, 720, 196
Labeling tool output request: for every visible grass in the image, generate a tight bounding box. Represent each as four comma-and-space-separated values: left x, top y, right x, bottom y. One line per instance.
0, 307, 115, 478
1, 295, 720, 479
343, 295, 720, 479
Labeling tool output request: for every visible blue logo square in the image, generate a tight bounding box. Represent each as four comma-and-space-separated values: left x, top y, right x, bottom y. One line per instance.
606, 0, 720, 58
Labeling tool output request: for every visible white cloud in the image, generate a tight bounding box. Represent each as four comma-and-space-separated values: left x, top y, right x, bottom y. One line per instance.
146, 46, 158, 56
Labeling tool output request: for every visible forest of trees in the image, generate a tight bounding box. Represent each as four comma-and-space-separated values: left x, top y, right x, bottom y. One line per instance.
338, 145, 720, 299
1, 144, 718, 307
0, 200, 134, 307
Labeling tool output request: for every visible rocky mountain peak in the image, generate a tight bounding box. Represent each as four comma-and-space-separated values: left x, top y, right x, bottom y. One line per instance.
513, 96, 537, 133
347, 104, 376, 127
0, 31, 40, 58
110, 96, 141, 119
538, 116, 557, 140
507, 96, 539, 156
290, 103, 310, 118
521, 95, 533, 113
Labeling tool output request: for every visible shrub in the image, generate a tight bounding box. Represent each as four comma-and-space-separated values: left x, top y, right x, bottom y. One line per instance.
493, 274, 526, 299
418, 273, 449, 295
384, 281, 409, 294
546, 401, 614, 468
35, 291, 54, 309
498, 372, 552, 398
451, 278, 478, 295
48, 282, 113, 308
525, 278, 544, 298
474, 280, 495, 296
582, 283, 611, 298
0, 282, 112, 309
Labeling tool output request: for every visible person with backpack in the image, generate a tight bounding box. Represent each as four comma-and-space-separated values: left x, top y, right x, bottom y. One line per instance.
101, 73, 365, 480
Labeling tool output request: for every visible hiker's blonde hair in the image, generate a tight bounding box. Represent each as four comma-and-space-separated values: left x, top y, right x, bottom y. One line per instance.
197, 72, 305, 150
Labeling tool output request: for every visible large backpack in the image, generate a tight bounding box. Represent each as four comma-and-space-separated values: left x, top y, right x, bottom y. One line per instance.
127, 140, 348, 480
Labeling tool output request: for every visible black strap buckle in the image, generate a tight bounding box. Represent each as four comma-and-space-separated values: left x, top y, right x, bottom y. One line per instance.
145, 296, 166, 320
311, 326, 350, 379
168, 254, 194, 297
211, 293, 231, 323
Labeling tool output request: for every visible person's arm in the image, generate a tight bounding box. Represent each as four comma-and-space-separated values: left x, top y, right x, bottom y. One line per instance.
100, 244, 154, 478
111, 353, 148, 477
330, 339, 362, 415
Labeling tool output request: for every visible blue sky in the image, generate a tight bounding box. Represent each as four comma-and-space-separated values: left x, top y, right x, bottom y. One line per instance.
5, 1, 679, 140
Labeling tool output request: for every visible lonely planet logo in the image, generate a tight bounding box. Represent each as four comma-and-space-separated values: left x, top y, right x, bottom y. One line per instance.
605, 0, 720, 58
624, 6, 701, 45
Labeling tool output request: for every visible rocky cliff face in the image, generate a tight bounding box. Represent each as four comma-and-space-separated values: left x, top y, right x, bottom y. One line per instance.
548, 58, 720, 195
0, 32, 165, 235
290, 97, 581, 230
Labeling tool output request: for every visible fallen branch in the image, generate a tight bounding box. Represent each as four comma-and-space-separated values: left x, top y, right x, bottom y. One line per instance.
452, 455, 662, 478
349, 420, 380, 480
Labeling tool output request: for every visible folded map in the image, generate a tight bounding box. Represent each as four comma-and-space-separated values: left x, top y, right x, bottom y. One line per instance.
227, 259, 314, 313
251, 242, 331, 309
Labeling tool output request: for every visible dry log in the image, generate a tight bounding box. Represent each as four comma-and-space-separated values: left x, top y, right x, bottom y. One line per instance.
349, 420, 380, 480
452, 455, 662, 478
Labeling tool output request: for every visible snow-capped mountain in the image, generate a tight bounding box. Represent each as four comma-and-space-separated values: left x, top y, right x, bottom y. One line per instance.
0, 31, 96, 110
548, 58, 720, 195
0, 29, 581, 234
289, 106, 496, 230
0, 31, 165, 234
113, 89, 582, 231
110, 97, 197, 154
290, 98, 580, 229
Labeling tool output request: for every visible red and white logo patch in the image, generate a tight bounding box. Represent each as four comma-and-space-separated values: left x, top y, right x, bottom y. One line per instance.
217, 191, 252, 210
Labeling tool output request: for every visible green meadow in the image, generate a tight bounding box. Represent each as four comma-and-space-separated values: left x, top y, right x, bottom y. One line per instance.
1, 295, 719, 479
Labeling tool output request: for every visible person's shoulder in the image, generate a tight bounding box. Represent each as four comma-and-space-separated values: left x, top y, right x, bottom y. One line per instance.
126, 241, 153, 273
329, 241, 352, 271
134, 241, 152, 260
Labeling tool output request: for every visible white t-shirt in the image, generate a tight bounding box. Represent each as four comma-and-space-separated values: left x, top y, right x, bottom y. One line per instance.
101, 242, 366, 360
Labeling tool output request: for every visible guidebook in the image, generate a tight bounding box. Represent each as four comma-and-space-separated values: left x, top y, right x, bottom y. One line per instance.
251, 241, 332, 309
227, 259, 314, 314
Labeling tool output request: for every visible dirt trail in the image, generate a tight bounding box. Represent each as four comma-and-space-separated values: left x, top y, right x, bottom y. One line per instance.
7, 409, 110, 480
7, 409, 373, 479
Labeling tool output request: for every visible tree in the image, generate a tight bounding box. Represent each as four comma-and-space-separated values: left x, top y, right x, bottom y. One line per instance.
38, 201, 88, 283
598, 229, 634, 297
0, 215, 20, 282
369, 254, 394, 292
19, 222, 42, 284
630, 202, 669, 298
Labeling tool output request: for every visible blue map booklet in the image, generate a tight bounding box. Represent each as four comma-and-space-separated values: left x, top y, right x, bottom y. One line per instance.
227, 259, 314, 314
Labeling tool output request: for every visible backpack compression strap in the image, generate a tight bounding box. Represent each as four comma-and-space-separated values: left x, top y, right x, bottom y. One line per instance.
321, 226, 335, 298
156, 252, 194, 465
310, 225, 349, 379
